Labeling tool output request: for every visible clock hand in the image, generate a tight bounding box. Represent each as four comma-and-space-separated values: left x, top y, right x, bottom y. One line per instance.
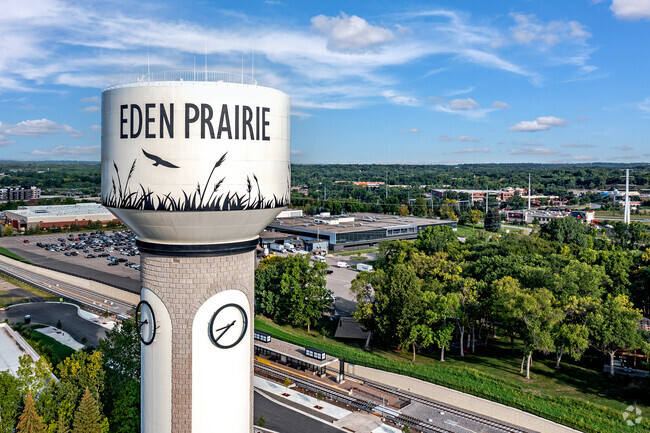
140, 319, 148, 326
215, 320, 236, 341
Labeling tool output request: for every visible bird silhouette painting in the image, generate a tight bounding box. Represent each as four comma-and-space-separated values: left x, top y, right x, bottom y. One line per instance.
142, 149, 180, 168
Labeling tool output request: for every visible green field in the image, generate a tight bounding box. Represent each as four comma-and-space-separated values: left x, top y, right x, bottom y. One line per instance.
0, 246, 31, 264
11, 323, 77, 366
0, 274, 57, 307
255, 315, 650, 433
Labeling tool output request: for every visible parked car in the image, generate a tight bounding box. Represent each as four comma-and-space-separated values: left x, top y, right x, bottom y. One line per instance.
107, 261, 118, 266
336, 261, 349, 268
85, 254, 96, 258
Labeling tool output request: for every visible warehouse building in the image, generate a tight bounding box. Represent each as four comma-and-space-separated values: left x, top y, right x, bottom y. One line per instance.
4, 203, 119, 230
266, 212, 457, 251
505, 209, 595, 225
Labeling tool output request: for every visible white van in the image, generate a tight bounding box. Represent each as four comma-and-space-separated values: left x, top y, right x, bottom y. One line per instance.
336, 261, 349, 268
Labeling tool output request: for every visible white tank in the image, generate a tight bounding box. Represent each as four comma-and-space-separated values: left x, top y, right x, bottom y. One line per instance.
101, 74, 290, 246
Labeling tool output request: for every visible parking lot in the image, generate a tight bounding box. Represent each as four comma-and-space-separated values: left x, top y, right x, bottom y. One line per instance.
0, 230, 141, 292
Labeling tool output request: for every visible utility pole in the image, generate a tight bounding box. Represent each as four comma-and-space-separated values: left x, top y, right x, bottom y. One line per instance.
624, 169, 631, 224
528, 173, 530, 210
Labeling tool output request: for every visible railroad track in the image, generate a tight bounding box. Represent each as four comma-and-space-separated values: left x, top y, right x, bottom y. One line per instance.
335, 368, 531, 433
255, 361, 528, 433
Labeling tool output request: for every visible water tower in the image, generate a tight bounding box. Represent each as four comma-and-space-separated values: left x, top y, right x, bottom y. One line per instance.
101, 71, 290, 433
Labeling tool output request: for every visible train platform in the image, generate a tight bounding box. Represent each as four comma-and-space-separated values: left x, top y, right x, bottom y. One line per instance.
255, 353, 408, 410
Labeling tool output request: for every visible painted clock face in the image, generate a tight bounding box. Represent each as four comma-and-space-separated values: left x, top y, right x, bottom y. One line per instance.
136, 300, 156, 345
208, 303, 248, 349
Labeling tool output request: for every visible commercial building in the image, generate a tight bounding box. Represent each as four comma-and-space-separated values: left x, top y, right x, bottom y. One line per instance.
0, 185, 41, 202
266, 212, 457, 251
505, 209, 595, 225
0, 323, 41, 375
4, 203, 119, 230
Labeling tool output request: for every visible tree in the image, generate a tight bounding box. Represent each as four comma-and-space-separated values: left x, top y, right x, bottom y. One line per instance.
0, 371, 21, 433
439, 199, 458, 221
484, 209, 501, 233
72, 388, 106, 433
541, 217, 592, 247
495, 278, 561, 379
257, 415, 266, 427
16, 356, 52, 399
587, 294, 643, 376
3, 226, 14, 236
255, 255, 330, 332
416, 225, 456, 255
56, 351, 105, 427
412, 197, 427, 217
98, 318, 140, 422
468, 209, 482, 231
505, 195, 526, 209
107, 380, 139, 433
16, 392, 45, 433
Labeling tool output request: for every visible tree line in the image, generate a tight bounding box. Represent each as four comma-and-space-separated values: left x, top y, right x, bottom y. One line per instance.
351, 223, 649, 379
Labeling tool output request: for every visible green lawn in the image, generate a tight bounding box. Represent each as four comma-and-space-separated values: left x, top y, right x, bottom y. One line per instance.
0, 274, 57, 307
0, 246, 31, 264
254, 316, 650, 433
11, 323, 76, 366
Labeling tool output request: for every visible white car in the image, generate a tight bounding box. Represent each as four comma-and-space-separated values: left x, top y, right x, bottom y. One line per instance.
336, 261, 349, 268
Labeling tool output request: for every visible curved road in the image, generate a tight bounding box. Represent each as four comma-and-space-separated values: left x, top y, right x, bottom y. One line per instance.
0, 302, 107, 347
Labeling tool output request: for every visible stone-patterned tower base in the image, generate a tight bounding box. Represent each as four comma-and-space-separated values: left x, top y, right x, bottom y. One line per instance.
139, 244, 255, 433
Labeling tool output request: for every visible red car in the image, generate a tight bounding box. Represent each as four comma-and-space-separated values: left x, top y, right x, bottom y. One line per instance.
23, 239, 29, 243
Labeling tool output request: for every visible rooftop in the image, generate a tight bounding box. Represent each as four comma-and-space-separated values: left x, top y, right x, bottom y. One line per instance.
254, 335, 338, 367
0, 323, 40, 375
107, 70, 258, 90
268, 212, 453, 235
7, 203, 113, 218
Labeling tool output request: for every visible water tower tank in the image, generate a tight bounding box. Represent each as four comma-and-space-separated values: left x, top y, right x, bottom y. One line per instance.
101, 74, 290, 247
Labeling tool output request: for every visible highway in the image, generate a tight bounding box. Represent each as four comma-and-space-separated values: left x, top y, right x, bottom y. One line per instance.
0, 259, 134, 319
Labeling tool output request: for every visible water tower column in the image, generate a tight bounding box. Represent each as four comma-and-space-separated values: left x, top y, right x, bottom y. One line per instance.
101, 78, 290, 433
139, 244, 256, 433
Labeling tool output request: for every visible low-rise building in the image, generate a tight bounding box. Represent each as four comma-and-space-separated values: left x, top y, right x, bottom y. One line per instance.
266, 212, 457, 251
5, 203, 119, 230
505, 209, 595, 225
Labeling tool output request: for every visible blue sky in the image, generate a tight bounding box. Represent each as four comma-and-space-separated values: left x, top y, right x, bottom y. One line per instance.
0, 0, 649, 163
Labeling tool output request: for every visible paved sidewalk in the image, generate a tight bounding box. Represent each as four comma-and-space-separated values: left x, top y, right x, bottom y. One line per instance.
35, 326, 85, 350
254, 376, 351, 420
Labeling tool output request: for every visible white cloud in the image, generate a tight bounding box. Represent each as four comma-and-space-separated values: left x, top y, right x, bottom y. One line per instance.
449, 98, 479, 110
639, 97, 650, 112
0, 135, 15, 147
29, 145, 100, 157
0, 119, 82, 138
509, 116, 567, 132
446, 86, 474, 96
561, 142, 596, 148
457, 135, 478, 142
290, 149, 303, 156
509, 147, 558, 155
80, 106, 100, 113
438, 135, 453, 142
89, 125, 101, 132
509, 13, 591, 46
423, 67, 447, 77
618, 145, 634, 151
80, 96, 100, 103
400, 128, 421, 134
573, 155, 595, 161
492, 101, 510, 109
521, 141, 542, 146
311, 12, 394, 52
382, 90, 420, 106
453, 147, 489, 153
611, 0, 650, 20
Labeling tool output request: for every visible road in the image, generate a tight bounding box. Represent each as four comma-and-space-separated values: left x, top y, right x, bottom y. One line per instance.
0, 302, 107, 347
0, 258, 134, 318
